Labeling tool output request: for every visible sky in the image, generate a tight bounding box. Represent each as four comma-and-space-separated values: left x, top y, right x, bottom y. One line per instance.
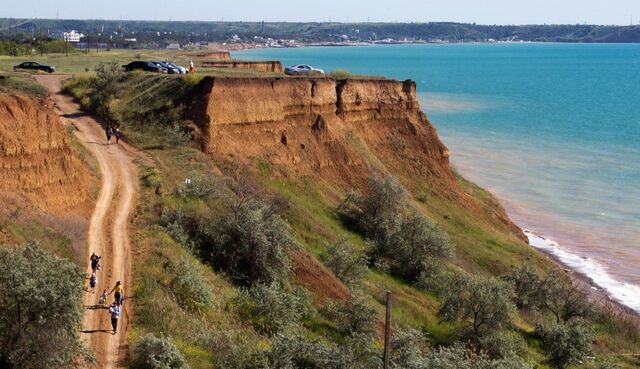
4, 0, 640, 25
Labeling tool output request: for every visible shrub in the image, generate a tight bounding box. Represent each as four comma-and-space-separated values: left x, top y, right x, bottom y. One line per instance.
438, 275, 516, 341
339, 175, 405, 240
424, 345, 533, 369
321, 240, 368, 287
324, 291, 377, 337
203, 199, 293, 286
539, 271, 592, 324
235, 282, 311, 335
477, 331, 526, 359
537, 320, 593, 369
389, 328, 430, 369
329, 69, 352, 79
371, 211, 452, 281
167, 258, 213, 312
174, 170, 217, 200
0, 242, 88, 369
131, 334, 189, 369
503, 265, 543, 311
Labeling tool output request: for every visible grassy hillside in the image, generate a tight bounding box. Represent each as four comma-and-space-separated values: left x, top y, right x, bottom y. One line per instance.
59, 65, 640, 369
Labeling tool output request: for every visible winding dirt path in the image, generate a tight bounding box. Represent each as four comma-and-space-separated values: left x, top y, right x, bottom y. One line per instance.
36, 75, 137, 369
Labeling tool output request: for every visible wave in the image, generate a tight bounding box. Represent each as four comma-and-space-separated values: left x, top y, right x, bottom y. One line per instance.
524, 229, 640, 314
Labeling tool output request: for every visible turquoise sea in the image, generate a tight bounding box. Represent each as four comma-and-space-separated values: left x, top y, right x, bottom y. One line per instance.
235, 44, 640, 312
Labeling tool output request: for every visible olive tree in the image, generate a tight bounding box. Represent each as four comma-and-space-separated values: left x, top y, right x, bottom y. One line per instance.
131, 334, 189, 369
0, 242, 87, 369
438, 275, 516, 340
540, 272, 592, 324
538, 320, 593, 369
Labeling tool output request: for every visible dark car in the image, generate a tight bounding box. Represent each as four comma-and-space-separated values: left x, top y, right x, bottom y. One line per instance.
154, 61, 184, 74
13, 61, 55, 73
122, 61, 167, 73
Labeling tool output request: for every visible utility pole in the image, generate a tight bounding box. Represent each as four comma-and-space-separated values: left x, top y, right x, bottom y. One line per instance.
383, 291, 392, 369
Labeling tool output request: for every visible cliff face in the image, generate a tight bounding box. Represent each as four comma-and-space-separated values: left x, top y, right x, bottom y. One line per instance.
0, 94, 91, 213
189, 76, 523, 238
200, 60, 284, 73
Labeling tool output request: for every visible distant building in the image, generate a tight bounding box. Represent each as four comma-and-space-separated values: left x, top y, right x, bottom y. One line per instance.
63, 30, 84, 43
166, 43, 181, 50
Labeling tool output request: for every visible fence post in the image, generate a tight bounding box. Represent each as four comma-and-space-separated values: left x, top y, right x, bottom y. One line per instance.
383, 291, 392, 369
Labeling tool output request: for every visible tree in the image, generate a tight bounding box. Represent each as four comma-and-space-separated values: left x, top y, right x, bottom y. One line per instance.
0, 242, 87, 369
324, 291, 378, 337
538, 320, 593, 369
339, 175, 405, 239
438, 275, 516, 340
235, 282, 311, 335
503, 265, 543, 311
131, 334, 189, 369
167, 258, 213, 313
203, 198, 293, 286
540, 272, 591, 324
321, 240, 368, 287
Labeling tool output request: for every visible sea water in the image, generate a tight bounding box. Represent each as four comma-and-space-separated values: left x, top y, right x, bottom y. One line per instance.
236, 44, 640, 313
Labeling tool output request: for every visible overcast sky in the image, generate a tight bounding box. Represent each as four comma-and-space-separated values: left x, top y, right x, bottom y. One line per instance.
4, 0, 640, 25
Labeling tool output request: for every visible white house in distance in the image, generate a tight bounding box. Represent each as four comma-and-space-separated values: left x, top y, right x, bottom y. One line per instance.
63, 30, 84, 43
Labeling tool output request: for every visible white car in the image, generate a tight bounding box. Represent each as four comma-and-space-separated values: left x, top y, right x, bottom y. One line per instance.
285, 64, 325, 75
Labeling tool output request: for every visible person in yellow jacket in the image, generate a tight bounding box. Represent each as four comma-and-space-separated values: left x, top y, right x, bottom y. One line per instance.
109, 281, 124, 305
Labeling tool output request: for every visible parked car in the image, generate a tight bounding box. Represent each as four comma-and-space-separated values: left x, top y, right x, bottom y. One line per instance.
154, 61, 185, 74
13, 61, 55, 73
285, 64, 324, 75
122, 61, 167, 73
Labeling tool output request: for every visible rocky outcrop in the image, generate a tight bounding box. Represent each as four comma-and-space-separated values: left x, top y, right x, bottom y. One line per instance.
0, 94, 91, 212
198, 51, 231, 60
200, 60, 284, 73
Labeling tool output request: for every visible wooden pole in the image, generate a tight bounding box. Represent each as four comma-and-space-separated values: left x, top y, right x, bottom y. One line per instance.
383, 291, 392, 369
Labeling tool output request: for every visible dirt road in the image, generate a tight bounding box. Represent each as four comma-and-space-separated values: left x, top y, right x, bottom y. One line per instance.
36, 75, 137, 369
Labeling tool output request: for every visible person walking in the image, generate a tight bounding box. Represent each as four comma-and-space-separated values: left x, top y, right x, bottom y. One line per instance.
108, 302, 121, 334
188, 60, 195, 74
115, 128, 122, 144
89, 271, 97, 294
90, 253, 101, 273
109, 281, 124, 305
106, 126, 113, 144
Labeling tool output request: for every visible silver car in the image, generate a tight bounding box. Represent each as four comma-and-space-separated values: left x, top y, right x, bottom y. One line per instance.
285, 64, 325, 75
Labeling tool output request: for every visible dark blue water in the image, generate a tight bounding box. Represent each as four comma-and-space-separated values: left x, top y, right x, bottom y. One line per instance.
235, 44, 640, 311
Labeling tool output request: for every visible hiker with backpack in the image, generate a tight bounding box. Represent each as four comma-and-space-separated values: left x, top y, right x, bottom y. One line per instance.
108, 302, 121, 334
109, 281, 124, 305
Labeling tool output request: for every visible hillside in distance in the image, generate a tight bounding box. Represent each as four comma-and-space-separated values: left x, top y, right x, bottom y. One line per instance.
2, 18, 640, 45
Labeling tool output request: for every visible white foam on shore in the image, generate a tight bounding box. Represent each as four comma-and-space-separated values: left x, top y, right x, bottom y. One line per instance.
524, 229, 640, 314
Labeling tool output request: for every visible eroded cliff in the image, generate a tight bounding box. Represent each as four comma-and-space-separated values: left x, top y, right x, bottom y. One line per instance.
0, 94, 92, 213
189, 76, 524, 240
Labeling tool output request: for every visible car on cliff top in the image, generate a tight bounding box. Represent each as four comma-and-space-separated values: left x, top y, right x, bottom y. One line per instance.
122, 61, 168, 73
13, 61, 55, 73
285, 64, 325, 75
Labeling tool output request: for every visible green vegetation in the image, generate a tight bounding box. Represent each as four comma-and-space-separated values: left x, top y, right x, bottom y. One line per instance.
0, 242, 88, 369
0, 73, 47, 97
131, 334, 189, 369
57, 60, 640, 369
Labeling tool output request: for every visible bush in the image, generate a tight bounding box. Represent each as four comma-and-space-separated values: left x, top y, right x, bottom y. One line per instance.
503, 265, 543, 311
537, 320, 593, 369
371, 211, 452, 281
438, 275, 516, 341
0, 242, 88, 369
203, 199, 293, 286
539, 271, 591, 324
235, 282, 311, 335
424, 345, 533, 369
324, 291, 377, 337
339, 175, 405, 240
477, 331, 526, 359
167, 258, 213, 313
340, 176, 452, 282
173, 170, 217, 200
329, 69, 352, 79
389, 328, 430, 369
321, 240, 368, 287
131, 334, 189, 369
